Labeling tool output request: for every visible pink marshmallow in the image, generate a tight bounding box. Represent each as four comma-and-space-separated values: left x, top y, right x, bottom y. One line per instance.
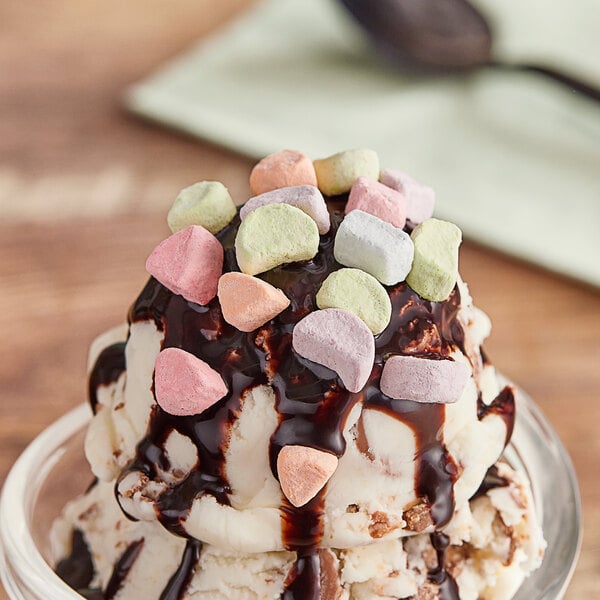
346, 177, 407, 229
380, 355, 470, 404
218, 272, 290, 332
292, 308, 375, 393
145, 225, 223, 306
154, 347, 228, 416
379, 169, 435, 224
240, 185, 330, 234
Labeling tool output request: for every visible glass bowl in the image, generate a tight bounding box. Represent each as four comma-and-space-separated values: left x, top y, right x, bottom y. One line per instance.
0, 386, 582, 600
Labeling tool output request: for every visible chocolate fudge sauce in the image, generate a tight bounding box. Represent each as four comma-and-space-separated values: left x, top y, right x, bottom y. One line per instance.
159, 540, 201, 600
76, 198, 515, 599
478, 385, 516, 447
88, 342, 126, 414
430, 532, 460, 600
104, 538, 144, 599
471, 464, 510, 501
55, 529, 95, 591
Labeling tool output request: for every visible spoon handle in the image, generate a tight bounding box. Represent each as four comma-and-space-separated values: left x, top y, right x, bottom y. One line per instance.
490, 61, 600, 104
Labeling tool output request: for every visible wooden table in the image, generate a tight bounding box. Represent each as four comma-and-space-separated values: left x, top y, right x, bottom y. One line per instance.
1, 1, 598, 598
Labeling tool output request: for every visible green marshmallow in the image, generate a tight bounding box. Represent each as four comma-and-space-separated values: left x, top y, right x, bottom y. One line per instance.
406, 218, 462, 302
313, 149, 379, 196
316, 268, 392, 334
167, 181, 237, 235
235, 204, 319, 275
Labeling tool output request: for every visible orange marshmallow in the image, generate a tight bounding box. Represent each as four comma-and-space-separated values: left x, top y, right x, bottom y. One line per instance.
249, 149, 317, 196
277, 445, 338, 507
217, 272, 290, 332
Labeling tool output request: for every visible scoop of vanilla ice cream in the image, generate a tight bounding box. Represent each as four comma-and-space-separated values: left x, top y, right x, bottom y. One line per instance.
83, 281, 510, 554
53, 155, 544, 599
51, 460, 544, 599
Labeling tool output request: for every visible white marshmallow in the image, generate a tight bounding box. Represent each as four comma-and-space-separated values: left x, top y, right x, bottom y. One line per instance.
334, 210, 414, 286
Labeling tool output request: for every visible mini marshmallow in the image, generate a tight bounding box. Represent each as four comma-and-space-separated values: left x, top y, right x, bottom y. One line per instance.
316, 268, 392, 335
406, 218, 462, 302
235, 203, 319, 275
146, 225, 223, 305
334, 210, 414, 286
240, 185, 330, 234
313, 149, 379, 196
380, 169, 435, 224
218, 272, 290, 332
346, 177, 407, 229
250, 149, 317, 196
277, 445, 338, 507
167, 181, 237, 234
292, 308, 375, 393
380, 355, 470, 404
154, 347, 228, 416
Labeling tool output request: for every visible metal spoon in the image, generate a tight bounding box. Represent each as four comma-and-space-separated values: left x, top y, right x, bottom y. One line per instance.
338, 0, 600, 102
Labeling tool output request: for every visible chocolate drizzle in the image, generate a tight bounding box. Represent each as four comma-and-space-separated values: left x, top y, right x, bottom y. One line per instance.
103, 538, 144, 599
428, 532, 460, 600
359, 282, 467, 529
282, 549, 321, 600
56, 529, 95, 591
124, 274, 260, 534
364, 390, 458, 527
81, 198, 516, 600
471, 464, 510, 501
79, 589, 105, 600
477, 385, 516, 447
89, 342, 126, 414
159, 540, 201, 600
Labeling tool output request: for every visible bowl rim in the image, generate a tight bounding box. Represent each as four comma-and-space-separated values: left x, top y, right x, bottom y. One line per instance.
0, 388, 583, 600
509, 385, 583, 599
0, 403, 90, 599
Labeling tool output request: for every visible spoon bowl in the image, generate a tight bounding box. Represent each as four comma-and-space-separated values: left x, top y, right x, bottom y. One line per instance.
339, 0, 493, 71
338, 0, 600, 101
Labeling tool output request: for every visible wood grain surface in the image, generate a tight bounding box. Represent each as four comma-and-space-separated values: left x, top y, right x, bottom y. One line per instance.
1, 1, 598, 598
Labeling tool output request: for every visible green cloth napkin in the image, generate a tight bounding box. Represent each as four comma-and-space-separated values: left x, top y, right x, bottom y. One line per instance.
126, 0, 600, 287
